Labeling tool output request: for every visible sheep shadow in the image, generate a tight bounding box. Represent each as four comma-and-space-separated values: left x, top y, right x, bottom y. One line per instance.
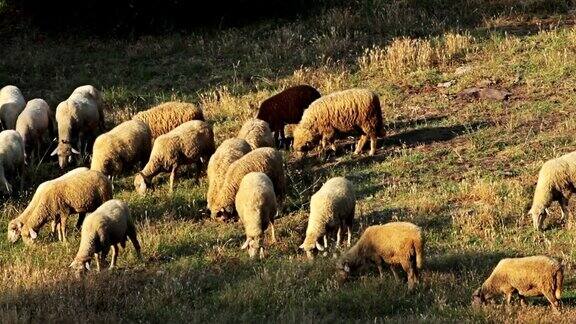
383, 115, 448, 132
426, 251, 513, 276
380, 121, 489, 148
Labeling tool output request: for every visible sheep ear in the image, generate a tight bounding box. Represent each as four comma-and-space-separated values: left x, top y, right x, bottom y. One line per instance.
544, 208, 550, 216
28, 228, 37, 239
299, 243, 305, 249
315, 242, 325, 251
85, 262, 90, 270
241, 238, 251, 250
71, 147, 80, 155
69, 261, 75, 268
50, 147, 58, 156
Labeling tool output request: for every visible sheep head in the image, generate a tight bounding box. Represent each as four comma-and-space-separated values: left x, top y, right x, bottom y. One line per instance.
336, 259, 352, 282
529, 205, 548, 231
293, 126, 319, 154
134, 173, 150, 196
471, 287, 486, 307
51, 141, 79, 169
240, 236, 263, 259
7, 219, 23, 243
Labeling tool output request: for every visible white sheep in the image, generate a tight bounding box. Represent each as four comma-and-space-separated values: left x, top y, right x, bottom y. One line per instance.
210, 147, 286, 221
529, 151, 576, 230
15, 98, 55, 162
69, 199, 141, 272
71, 85, 106, 130
0, 130, 25, 195
337, 222, 424, 290
90, 119, 152, 178
237, 118, 274, 150
235, 172, 277, 258
7, 168, 113, 244
300, 177, 355, 259
51, 90, 103, 169
472, 255, 563, 313
132, 101, 204, 139
134, 120, 215, 194
0, 85, 26, 130
206, 138, 251, 211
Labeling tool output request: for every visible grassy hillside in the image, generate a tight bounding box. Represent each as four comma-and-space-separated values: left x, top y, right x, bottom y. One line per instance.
2, 0, 576, 322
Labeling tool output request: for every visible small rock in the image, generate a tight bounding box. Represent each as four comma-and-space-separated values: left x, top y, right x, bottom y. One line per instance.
454, 66, 473, 76
437, 80, 455, 88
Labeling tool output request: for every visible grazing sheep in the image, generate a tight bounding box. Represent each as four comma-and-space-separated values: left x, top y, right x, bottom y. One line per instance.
51, 91, 103, 169
211, 147, 285, 220
69, 199, 141, 272
472, 255, 563, 313
132, 101, 204, 139
91, 119, 152, 177
256, 85, 321, 147
0, 85, 26, 130
7, 168, 113, 244
134, 120, 215, 194
237, 118, 274, 150
293, 88, 384, 156
0, 130, 25, 195
235, 172, 277, 258
529, 151, 576, 230
16, 98, 55, 162
207, 138, 251, 211
299, 177, 355, 259
337, 222, 424, 290
71, 85, 106, 130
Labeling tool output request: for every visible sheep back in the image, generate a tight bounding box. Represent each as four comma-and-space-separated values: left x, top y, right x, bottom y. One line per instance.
0, 85, 26, 130
211, 147, 285, 219
293, 88, 382, 152
91, 119, 152, 176
256, 84, 321, 132
301, 177, 355, 250
237, 118, 274, 149
132, 101, 204, 139
16, 98, 52, 149
207, 138, 251, 210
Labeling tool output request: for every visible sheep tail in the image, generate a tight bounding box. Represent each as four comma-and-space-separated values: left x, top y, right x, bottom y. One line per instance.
555, 263, 564, 299
414, 236, 424, 270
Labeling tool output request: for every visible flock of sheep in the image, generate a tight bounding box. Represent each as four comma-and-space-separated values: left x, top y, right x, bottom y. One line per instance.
0, 82, 573, 313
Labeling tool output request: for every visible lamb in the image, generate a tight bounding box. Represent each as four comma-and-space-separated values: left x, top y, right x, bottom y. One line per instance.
132, 101, 204, 139
134, 120, 215, 194
236, 118, 274, 150
7, 168, 113, 244
299, 177, 355, 259
91, 119, 152, 178
51, 90, 103, 169
15, 98, 55, 162
0, 85, 26, 130
337, 222, 424, 290
206, 138, 251, 211
210, 147, 286, 220
529, 151, 576, 230
256, 85, 321, 148
472, 255, 563, 313
235, 172, 277, 258
0, 130, 25, 195
69, 199, 141, 272
293, 88, 384, 156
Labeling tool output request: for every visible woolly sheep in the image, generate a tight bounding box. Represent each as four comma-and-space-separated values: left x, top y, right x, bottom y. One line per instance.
299, 177, 355, 259
71, 85, 106, 130
337, 222, 424, 290
132, 101, 204, 139
51, 91, 103, 169
472, 255, 563, 313
0, 130, 25, 195
256, 85, 321, 147
235, 172, 277, 258
0, 85, 26, 130
237, 118, 274, 150
211, 147, 286, 220
134, 120, 215, 194
15, 98, 55, 162
70, 199, 141, 272
7, 168, 112, 244
529, 151, 576, 230
207, 138, 251, 211
293, 88, 384, 156
91, 119, 152, 178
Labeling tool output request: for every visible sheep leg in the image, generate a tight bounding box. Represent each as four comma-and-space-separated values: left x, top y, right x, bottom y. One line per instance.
375, 259, 384, 278
401, 261, 417, 290
336, 226, 341, 247
76, 213, 86, 230
169, 165, 179, 193
505, 292, 513, 305
389, 265, 400, 282
354, 135, 368, 155
543, 290, 561, 314
94, 253, 100, 272
369, 135, 378, 156
519, 295, 527, 307
347, 226, 352, 247
279, 128, 286, 149
60, 215, 68, 243
323, 235, 328, 249
559, 197, 572, 229
110, 245, 118, 269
